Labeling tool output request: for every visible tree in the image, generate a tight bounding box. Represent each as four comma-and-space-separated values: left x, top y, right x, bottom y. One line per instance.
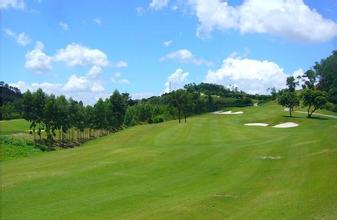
302, 89, 328, 117
31, 89, 46, 141
55, 95, 69, 145
286, 76, 298, 92
43, 95, 58, 148
302, 69, 317, 89
278, 91, 299, 117
108, 90, 129, 130
315, 50, 337, 106
169, 89, 192, 123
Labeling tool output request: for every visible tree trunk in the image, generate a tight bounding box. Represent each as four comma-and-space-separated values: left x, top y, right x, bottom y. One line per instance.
307, 104, 311, 117
178, 109, 181, 123
289, 107, 292, 117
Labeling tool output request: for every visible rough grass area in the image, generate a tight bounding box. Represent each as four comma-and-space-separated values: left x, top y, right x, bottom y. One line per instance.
1, 102, 337, 219
0, 137, 43, 161
0, 119, 30, 135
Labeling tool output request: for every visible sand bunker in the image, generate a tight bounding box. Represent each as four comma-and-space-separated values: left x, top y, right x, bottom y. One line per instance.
273, 122, 299, 128
213, 111, 243, 115
244, 123, 269, 127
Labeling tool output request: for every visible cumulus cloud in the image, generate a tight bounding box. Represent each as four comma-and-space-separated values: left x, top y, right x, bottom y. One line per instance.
24, 43, 110, 74
164, 68, 189, 93
111, 72, 130, 84
54, 43, 109, 67
59, 21, 69, 31
86, 65, 102, 78
11, 81, 62, 95
115, 60, 128, 68
149, 0, 169, 10
0, 0, 25, 10
187, 0, 337, 42
161, 49, 211, 66
3, 28, 31, 46
163, 40, 173, 47
205, 56, 303, 94
11, 79, 107, 105
63, 74, 104, 92
24, 41, 52, 73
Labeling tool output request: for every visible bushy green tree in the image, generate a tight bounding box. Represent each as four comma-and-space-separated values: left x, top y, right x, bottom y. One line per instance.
302, 89, 328, 117
278, 91, 299, 117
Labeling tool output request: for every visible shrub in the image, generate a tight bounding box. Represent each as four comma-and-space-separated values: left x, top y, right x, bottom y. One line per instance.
153, 115, 164, 123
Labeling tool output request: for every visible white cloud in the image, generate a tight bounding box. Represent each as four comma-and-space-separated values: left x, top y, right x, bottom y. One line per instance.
59, 21, 69, 31
163, 40, 173, 47
11, 81, 62, 95
111, 72, 130, 84
205, 56, 303, 94
93, 17, 102, 25
3, 28, 31, 46
24, 41, 52, 73
62, 74, 104, 92
11, 79, 107, 105
164, 68, 189, 93
115, 60, 128, 68
0, 0, 24, 9
54, 43, 109, 67
187, 0, 337, 42
161, 49, 211, 66
149, 0, 169, 10
86, 65, 102, 78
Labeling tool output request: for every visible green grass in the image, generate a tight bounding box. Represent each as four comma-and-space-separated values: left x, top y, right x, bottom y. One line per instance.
0, 136, 42, 161
0, 119, 30, 135
1, 102, 337, 219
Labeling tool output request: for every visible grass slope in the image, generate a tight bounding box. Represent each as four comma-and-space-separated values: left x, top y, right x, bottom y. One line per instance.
0, 119, 30, 135
1, 103, 337, 219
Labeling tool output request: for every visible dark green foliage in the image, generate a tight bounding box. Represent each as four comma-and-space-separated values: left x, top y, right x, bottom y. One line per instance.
0, 103, 21, 119
302, 69, 317, 89
302, 89, 328, 117
286, 76, 299, 92
124, 103, 168, 126
278, 91, 299, 117
0, 82, 23, 120
314, 50, 337, 113
153, 115, 164, 123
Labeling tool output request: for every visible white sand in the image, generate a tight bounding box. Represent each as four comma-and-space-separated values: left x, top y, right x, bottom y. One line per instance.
213, 111, 243, 115
244, 123, 269, 127
273, 122, 299, 128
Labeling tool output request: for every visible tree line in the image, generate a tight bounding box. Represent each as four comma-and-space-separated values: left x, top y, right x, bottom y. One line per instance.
277, 50, 337, 117
1, 82, 264, 150
20, 89, 130, 149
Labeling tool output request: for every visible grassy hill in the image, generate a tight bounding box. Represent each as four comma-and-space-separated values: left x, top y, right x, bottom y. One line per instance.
0, 119, 30, 135
1, 102, 337, 219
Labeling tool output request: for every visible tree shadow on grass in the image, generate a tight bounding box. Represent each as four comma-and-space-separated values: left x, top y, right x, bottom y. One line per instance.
282, 115, 302, 119
282, 115, 329, 120
306, 116, 329, 120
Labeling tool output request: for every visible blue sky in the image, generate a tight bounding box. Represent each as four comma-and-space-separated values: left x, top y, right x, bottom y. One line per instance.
1, 0, 337, 104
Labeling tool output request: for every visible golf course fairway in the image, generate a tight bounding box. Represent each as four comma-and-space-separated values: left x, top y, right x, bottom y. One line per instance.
1, 103, 337, 219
